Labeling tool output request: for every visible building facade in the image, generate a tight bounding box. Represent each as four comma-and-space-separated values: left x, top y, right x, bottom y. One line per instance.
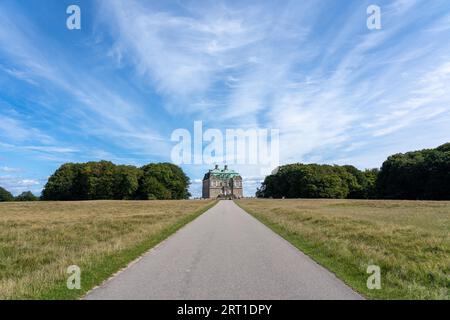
202, 165, 243, 199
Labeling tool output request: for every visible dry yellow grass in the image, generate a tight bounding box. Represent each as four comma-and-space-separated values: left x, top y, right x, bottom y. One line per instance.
236, 199, 450, 300
0, 200, 214, 299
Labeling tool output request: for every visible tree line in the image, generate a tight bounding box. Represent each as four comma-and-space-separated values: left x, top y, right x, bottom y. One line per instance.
257, 143, 450, 200
0, 161, 191, 202
1, 143, 448, 202
256, 164, 378, 199
377, 143, 450, 200
42, 161, 190, 200
0, 188, 38, 202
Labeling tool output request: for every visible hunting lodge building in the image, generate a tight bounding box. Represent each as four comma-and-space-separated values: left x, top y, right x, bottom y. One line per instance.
202, 165, 243, 199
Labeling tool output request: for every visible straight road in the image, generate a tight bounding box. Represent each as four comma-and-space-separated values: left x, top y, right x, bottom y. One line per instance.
85, 201, 363, 300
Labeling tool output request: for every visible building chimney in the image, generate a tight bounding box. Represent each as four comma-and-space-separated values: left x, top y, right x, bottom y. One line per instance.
215, 164, 219, 170
224, 165, 228, 170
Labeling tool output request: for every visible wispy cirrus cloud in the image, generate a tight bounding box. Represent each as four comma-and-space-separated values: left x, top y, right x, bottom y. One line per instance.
100, 0, 272, 113
99, 0, 450, 171
0, 2, 169, 160
0, 115, 54, 144
0, 166, 21, 173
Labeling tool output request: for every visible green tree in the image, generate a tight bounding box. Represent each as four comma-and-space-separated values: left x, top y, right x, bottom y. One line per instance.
256, 163, 379, 199
363, 169, 379, 199
257, 143, 449, 200
437, 143, 450, 152
138, 163, 190, 200
113, 165, 140, 200
42, 161, 192, 201
42, 163, 85, 200
257, 164, 355, 199
377, 144, 450, 200
342, 165, 367, 199
15, 191, 38, 201
137, 175, 171, 200
83, 161, 116, 200
0, 186, 14, 202
42, 161, 190, 200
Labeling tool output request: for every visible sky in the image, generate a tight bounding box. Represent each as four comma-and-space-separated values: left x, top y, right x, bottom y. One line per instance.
0, 0, 450, 197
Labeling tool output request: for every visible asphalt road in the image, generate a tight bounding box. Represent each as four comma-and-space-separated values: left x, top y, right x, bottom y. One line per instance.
85, 200, 363, 300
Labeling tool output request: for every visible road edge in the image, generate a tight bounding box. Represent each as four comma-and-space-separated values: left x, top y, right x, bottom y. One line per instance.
234, 200, 367, 300
37, 200, 218, 300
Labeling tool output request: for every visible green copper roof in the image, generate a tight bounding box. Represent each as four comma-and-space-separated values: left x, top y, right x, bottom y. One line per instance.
206, 165, 241, 180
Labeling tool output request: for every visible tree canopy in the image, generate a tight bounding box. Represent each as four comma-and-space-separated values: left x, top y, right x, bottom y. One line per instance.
42, 161, 190, 201
257, 143, 449, 200
377, 143, 450, 200
15, 191, 38, 202
0, 186, 14, 202
256, 163, 377, 199
137, 163, 190, 200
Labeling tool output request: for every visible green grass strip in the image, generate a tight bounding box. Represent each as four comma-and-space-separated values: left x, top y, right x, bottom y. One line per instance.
234, 201, 374, 300
37, 201, 218, 300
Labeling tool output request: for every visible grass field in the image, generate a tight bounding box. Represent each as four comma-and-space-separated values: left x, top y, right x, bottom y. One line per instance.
0, 200, 215, 300
236, 199, 449, 300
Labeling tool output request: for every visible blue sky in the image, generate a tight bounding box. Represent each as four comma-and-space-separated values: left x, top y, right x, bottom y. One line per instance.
1, 0, 449, 197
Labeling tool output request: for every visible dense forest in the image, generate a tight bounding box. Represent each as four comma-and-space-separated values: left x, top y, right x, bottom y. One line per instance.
256, 143, 450, 200
40, 161, 190, 201
0, 161, 190, 201
256, 164, 379, 199
377, 143, 450, 200
0, 187, 39, 202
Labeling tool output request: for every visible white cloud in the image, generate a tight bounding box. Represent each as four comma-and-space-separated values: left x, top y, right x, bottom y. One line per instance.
0, 166, 21, 173
0, 115, 53, 144
0, 65, 38, 85
102, 1, 267, 101
0, 4, 169, 159
0, 175, 41, 196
